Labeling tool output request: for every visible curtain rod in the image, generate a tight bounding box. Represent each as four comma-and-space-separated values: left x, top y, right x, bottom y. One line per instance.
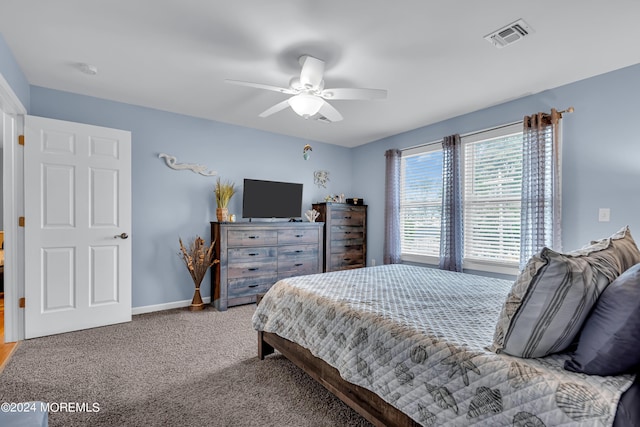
400, 106, 574, 153
401, 120, 521, 153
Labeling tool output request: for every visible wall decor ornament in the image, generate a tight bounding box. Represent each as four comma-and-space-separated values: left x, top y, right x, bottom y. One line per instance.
305, 209, 320, 222
314, 170, 330, 188
158, 153, 217, 176
324, 193, 345, 203
303, 144, 313, 160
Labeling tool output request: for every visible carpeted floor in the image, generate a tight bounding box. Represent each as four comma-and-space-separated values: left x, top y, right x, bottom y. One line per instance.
0, 305, 371, 426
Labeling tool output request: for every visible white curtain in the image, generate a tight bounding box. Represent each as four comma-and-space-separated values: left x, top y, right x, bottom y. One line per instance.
384, 149, 402, 264
520, 109, 562, 269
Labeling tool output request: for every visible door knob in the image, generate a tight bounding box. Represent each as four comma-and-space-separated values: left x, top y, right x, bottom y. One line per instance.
114, 232, 129, 239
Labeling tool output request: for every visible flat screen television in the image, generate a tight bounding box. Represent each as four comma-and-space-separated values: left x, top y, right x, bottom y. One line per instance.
242, 178, 303, 219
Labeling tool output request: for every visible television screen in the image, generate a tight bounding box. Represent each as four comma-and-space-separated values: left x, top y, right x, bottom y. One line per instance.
242, 179, 303, 219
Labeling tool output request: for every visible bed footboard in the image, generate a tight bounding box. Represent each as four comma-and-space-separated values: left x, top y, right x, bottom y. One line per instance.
257, 330, 419, 427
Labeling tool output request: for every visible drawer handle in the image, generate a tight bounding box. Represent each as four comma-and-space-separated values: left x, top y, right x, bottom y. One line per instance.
343, 258, 351, 262
344, 216, 352, 220
295, 250, 303, 253
248, 267, 259, 271
248, 253, 259, 256
344, 231, 352, 234
295, 234, 303, 238
294, 263, 304, 267
248, 284, 259, 288
248, 235, 259, 239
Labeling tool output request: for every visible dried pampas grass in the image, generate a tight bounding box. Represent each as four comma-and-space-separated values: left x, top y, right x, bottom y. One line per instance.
178, 236, 219, 288
214, 178, 236, 208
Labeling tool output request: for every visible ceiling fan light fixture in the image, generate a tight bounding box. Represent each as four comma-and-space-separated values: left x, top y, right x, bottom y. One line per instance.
288, 94, 323, 118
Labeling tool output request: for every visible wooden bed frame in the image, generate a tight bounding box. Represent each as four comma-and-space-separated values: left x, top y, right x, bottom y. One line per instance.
258, 330, 420, 427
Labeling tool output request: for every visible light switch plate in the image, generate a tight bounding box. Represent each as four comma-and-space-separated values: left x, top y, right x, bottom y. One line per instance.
598, 208, 611, 222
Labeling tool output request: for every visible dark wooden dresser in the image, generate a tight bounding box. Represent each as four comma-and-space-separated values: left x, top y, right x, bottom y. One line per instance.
211, 221, 323, 311
312, 202, 367, 272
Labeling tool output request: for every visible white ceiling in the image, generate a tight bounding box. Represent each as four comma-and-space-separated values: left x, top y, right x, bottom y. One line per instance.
1, 1, 639, 147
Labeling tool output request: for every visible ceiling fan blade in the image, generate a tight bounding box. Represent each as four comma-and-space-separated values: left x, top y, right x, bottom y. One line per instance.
318, 100, 343, 122
258, 99, 291, 118
320, 87, 387, 100
299, 56, 325, 89
225, 79, 297, 95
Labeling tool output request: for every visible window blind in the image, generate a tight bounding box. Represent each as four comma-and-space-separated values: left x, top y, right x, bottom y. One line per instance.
400, 146, 443, 258
462, 127, 522, 264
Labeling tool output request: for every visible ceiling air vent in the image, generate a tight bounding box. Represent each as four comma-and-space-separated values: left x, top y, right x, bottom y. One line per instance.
484, 19, 534, 48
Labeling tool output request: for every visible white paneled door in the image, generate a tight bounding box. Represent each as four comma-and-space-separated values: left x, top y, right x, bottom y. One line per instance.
24, 116, 131, 338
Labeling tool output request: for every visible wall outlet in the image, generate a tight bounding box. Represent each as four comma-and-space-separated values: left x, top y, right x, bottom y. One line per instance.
370, 259, 376, 267
598, 208, 611, 222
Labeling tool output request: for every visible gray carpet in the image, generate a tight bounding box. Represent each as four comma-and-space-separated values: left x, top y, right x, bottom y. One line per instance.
0, 305, 371, 426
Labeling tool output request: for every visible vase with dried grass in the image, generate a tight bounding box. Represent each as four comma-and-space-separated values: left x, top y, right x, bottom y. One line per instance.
179, 236, 219, 311
214, 177, 236, 222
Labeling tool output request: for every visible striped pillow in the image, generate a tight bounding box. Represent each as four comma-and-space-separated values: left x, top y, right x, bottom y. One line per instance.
490, 226, 640, 358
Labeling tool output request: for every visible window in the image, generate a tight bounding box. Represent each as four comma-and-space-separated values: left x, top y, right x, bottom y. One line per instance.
400, 123, 524, 273
462, 124, 522, 272
400, 145, 442, 263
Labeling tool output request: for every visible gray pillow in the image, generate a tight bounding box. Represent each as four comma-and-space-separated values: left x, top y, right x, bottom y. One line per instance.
490, 226, 640, 358
565, 263, 640, 375
589, 226, 640, 277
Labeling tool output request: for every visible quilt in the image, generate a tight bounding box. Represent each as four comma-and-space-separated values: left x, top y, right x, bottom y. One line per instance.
252, 264, 635, 426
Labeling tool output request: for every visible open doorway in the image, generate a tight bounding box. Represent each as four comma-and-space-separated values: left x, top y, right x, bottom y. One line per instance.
0, 74, 27, 352
0, 293, 18, 370
0, 107, 18, 369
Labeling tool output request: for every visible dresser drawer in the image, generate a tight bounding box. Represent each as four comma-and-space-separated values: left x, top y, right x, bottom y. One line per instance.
330, 253, 365, 270
330, 244, 364, 269
278, 244, 319, 277
331, 245, 364, 258
330, 241, 364, 253
278, 268, 316, 280
278, 228, 319, 244
228, 259, 277, 279
278, 256, 319, 277
228, 275, 277, 299
330, 226, 365, 241
330, 208, 365, 226
227, 229, 277, 246
228, 247, 276, 262
278, 244, 318, 258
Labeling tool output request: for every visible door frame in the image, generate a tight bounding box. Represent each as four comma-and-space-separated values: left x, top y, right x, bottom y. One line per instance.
0, 72, 26, 342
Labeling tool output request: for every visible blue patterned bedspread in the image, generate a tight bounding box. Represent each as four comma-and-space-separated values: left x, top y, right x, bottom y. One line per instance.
252, 264, 634, 426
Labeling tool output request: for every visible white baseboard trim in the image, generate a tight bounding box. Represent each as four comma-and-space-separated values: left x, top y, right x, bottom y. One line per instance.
132, 296, 212, 315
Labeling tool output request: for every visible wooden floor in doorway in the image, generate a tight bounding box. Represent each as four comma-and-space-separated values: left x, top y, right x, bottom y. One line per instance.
0, 295, 19, 372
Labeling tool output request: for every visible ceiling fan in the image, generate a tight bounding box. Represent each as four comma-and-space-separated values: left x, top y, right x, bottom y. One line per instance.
225, 55, 387, 122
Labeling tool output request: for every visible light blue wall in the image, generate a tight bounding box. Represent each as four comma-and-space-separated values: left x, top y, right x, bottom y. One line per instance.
30, 86, 353, 307
0, 33, 29, 111
353, 63, 640, 269
2, 33, 639, 305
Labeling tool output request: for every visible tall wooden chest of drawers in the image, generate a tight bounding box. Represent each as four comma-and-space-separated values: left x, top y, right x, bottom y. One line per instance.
211, 222, 323, 311
312, 203, 367, 272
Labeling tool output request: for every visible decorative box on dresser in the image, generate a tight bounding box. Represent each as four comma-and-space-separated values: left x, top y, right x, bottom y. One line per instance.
312, 202, 367, 272
211, 221, 323, 311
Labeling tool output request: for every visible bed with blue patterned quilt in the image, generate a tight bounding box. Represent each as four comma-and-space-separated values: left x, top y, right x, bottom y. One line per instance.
252, 264, 636, 426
